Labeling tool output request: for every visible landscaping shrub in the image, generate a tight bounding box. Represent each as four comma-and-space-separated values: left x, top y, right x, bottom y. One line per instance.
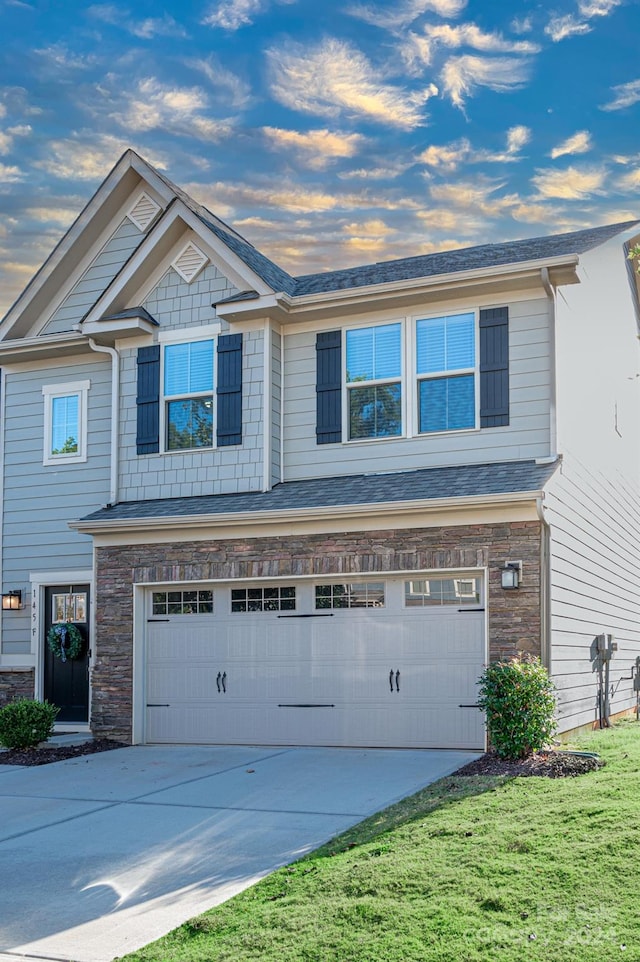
0, 698, 59, 750
477, 657, 557, 759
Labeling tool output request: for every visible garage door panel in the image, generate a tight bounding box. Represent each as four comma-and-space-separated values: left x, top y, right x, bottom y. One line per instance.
145, 581, 486, 749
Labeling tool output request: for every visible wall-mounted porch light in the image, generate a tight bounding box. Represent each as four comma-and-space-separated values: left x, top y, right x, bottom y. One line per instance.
2, 590, 22, 610
500, 562, 522, 590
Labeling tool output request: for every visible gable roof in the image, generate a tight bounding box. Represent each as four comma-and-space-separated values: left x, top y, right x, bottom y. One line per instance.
74, 458, 559, 532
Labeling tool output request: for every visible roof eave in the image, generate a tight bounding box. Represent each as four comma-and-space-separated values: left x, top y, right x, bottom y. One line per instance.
70, 489, 543, 536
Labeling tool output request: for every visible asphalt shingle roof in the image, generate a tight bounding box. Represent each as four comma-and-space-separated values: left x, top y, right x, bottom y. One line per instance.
80, 459, 559, 525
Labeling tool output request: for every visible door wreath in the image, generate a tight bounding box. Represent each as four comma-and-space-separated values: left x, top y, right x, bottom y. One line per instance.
47, 622, 83, 662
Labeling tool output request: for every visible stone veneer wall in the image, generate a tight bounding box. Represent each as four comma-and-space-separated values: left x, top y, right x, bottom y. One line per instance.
0, 668, 35, 706
92, 520, 542, 741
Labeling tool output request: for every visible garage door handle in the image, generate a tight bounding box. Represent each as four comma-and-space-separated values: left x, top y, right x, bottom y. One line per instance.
459, 704, 481, 708
221, 671, 227, 693
389, 669, 394, 692
216, 672, 221, 693
395, 670, 400, 692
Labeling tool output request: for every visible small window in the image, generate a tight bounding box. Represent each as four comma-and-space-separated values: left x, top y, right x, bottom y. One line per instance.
152, 589, 213, 615
416, 313, 476, 433
315, 582, 385, 609
405, 577, 481, 606
52, 592, 87, 623
346, 323, 402, 440
42, 381, 89, 465
164, 340, 214, 451
231, 586, 296, 612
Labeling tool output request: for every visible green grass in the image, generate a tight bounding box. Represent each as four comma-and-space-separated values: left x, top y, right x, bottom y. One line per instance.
120, 722, 640, 962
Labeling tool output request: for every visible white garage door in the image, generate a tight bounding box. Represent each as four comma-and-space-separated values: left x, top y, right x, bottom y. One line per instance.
145, 575, 485, 749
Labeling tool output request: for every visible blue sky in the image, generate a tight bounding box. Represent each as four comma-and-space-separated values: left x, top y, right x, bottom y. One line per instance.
1, 0, 639, 315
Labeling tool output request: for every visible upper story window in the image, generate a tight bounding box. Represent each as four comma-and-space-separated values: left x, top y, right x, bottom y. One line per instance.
346, 323, 402, 440
42, 380, 89, 466
164, 339, 214, 451
416, 312, 476, 434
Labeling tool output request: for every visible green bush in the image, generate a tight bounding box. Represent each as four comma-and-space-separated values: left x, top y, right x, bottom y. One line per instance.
477, 657, 557, 759
0, 698, 59, 750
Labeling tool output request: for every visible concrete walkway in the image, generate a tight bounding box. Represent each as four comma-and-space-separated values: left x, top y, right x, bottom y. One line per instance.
0, 744, 477, 962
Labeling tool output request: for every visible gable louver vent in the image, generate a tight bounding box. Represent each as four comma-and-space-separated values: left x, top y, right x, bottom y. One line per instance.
127, 192, 161, 232
172, 242, 209, 284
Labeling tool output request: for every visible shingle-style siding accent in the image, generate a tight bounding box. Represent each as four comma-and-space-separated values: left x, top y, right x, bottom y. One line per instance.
0, 669, 35, 705
142, 262, 237, 332
284, 297, 551, 480
119, 330, 264, 499
41, 219, 144, 335
92, 520, 542, 741
2, 357, 111, 654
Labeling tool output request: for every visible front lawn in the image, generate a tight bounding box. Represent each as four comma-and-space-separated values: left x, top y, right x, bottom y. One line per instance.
121, 722, 640, 962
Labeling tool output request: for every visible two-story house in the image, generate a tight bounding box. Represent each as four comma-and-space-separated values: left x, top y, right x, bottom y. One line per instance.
1, 149, 639, 750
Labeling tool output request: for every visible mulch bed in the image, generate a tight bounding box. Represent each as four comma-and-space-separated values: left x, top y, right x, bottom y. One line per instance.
0, 738, 128, 766
456, 749, 603, 778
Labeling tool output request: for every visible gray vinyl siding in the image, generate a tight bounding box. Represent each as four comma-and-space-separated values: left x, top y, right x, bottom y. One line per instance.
143, 263, 237, 329
41, 219, 143, 335
119, 330, 264, 499
545, 457, 640, 733
282, 297, 552, 480
271, 330, 282, 486
1, 358, 112, 654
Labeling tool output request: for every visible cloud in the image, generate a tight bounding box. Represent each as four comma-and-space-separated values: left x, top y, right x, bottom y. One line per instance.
33, 43, 98, 71
202, 0, 295, 30
34, 134, 167, 180
343, 218, 397, 255
428, 179, 516, 216
419, 126, 530, 172
600, 79, 640, 111
0, 123, 31, 155
550, 130, 592, 159
111, 78, 234, 142
24, 206, 79, 227
545, 15, 591, 41
349, 0, 468, 30
87, 5, 187, 38
511, 16, 533, 33
339, 162, 411, 180
531, 165, 606, 199
185, 56, 252, 110
617, 168, 640, 190
440, 55, 533, 108
546, 0, 622, 41
0, 162, 24, 183
261, 127, 365, 169
268, 39, 438, 129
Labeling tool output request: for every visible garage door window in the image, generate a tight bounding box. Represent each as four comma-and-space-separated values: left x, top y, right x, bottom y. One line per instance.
231, 586, 296, 612
152, 590, 214, 615
315, 582, 385, 609
405, 577, 481, 606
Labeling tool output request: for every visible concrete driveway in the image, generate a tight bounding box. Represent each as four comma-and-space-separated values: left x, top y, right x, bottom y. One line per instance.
0, 744, 477, 962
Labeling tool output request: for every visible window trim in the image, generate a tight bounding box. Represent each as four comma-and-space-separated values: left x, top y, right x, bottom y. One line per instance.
343, 319, 406, 443
42, 380, 90, 466
161, 335, 216, 453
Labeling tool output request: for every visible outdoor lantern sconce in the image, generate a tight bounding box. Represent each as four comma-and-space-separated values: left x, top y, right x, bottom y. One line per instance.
500, 562, 522, 590
2, 590, 22, 610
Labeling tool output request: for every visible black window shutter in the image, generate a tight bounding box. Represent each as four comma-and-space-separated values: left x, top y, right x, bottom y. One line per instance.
136, 345, 160, 454
217, 333, 242, 446
479, 307, 509, 428
316, 330, 342, 444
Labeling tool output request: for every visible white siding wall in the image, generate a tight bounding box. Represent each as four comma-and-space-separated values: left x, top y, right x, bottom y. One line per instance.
282, 296, 552, 480
41, 219, 143, 335
548, 235, 640, 732
2, 357, 112, 654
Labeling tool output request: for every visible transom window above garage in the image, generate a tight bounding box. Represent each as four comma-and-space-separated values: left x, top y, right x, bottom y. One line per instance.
152, 589, 213, 615
231, 586, 296, 612
405, 577, 481, 606
315, 582, 385, 609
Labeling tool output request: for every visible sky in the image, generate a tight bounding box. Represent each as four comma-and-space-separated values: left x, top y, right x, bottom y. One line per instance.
1, 0, 639, 316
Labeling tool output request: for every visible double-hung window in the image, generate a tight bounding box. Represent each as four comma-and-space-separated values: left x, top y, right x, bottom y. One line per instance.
346, 323, 402, 440
416, 312, 476, 433
164, 340, 214, 451
42, 380, 89, 465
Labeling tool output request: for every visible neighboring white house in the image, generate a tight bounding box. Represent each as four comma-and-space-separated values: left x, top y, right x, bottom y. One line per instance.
0, 148, 638, 749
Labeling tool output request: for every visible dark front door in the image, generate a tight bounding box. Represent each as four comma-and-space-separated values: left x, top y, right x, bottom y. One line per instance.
44, 584, 90, 723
